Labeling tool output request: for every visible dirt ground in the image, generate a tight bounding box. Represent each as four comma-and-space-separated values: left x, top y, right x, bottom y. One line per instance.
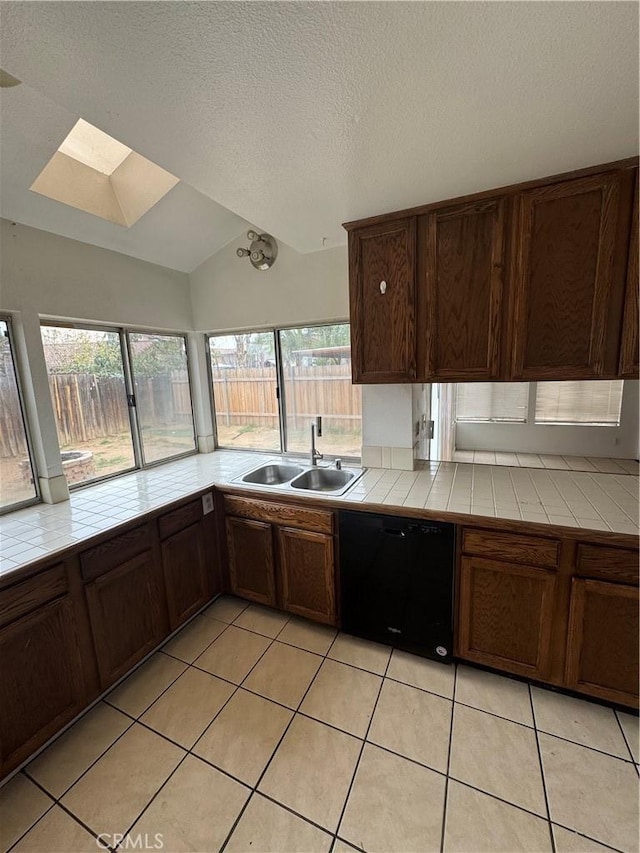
0, 429, 196, 509
215, 424, 362, 457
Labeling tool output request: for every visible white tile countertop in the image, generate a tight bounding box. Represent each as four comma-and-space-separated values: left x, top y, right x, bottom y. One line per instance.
0, 450, 637, 580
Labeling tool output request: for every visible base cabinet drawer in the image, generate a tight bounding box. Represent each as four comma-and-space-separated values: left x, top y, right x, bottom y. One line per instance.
457, 556, 556, 680
85, 550, 167, 689
565, 578, 639, 706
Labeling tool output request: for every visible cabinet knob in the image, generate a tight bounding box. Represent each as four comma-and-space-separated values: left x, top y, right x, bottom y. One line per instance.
380, 281, 387, 294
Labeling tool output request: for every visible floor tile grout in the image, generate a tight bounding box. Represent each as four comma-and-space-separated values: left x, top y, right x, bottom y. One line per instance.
217, 615, 347, 852
439, 662, 458, 852
528, 683, 556, 853
117, 603, 284, 844
614, 708, 640, 772
329, 648, 393, 847
10, 596, 638, 853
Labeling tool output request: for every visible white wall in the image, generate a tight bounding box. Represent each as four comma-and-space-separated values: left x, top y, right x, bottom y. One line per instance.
189, 230, 349, 332
0, 219, 191, 330
455, 381, 639, 459
0, 219, 196, 502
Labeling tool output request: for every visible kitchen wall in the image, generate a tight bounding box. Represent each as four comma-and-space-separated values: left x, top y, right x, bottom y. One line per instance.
0, 219, 194, 502
189, 229, 349, 332
0, 219, 191, 330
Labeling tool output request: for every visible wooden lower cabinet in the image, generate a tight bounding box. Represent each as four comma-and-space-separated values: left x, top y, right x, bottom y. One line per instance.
0, 563, 91, 776
161, 521, 210, 630
224, 496, 337, 625
277, 527, 335, 624
0, 595, 87, 774
457, 555, 556, 680
565, 578, 639, 706
226, 516, 277, 606
85, 550, 166, 688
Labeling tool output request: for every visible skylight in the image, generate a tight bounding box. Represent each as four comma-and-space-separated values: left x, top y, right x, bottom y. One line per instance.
58, 119, 132, 175
31, 119, 179, 228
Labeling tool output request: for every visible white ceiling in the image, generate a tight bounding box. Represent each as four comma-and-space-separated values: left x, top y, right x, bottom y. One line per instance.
0, 1, 638, 267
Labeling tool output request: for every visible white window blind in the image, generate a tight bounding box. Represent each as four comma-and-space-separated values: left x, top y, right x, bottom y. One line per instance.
534, 380, 624, 426
455, 383, 529, 423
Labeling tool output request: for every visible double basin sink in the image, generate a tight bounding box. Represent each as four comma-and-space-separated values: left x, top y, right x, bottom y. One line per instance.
234, 461, 364, 496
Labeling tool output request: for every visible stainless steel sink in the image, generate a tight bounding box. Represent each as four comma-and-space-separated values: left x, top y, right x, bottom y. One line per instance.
234, 460, 364, 496
241, 463, 304, 485
290, 468, 356, 492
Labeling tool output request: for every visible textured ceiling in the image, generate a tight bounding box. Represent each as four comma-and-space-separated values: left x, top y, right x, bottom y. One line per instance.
0, 1, 638, 262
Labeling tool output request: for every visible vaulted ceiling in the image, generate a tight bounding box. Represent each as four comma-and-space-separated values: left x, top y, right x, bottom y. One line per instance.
1, 1, 638, 271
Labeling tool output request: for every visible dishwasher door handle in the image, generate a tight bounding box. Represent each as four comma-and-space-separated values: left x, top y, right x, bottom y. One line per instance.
382, 528, 406, 537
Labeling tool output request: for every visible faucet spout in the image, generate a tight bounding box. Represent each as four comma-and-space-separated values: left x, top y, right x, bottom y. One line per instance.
310, 417, 323, 466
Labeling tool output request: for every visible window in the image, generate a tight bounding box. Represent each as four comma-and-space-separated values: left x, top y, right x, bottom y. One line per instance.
128, 332, 196, 463
280, 325, 361, 456
209, 323, 361, 457
41, 323, 197, 488
209, 332, 279, 451
534, 380, 624, 426
0, 317, 39, 512
41, 325, 135, 486
455, 382, 529, 423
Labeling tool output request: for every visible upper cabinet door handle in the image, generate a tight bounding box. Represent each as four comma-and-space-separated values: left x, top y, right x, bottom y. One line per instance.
380, 280, 387, 294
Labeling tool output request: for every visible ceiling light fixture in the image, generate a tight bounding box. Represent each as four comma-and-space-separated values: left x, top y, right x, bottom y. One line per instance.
237, 230, 278, 270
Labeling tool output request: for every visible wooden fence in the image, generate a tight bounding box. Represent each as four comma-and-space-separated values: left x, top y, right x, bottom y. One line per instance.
212, 364, 361, 430
0, 372, 192, 458
0, 366, 360, 458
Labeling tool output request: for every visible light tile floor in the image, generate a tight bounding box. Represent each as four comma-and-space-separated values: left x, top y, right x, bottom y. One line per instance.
2, 596, 638, 853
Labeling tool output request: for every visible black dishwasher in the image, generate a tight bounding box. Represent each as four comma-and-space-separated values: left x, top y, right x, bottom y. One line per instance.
339, 511, 455, 663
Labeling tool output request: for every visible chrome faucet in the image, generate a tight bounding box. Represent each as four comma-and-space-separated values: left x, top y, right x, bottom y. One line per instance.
310, 416, 323, 466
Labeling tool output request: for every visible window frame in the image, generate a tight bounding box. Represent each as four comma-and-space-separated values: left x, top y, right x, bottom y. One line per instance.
40, 320, 198, 491
0, 314, 41, 515
454, 381, 625, 429
125, 328, 198, 467
206, 321, 361, 462
533, 379, 625, 427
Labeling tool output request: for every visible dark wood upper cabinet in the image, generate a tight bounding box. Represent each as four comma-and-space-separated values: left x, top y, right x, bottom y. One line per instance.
565, 577, 639, 706
417, 198, 506, 380
348, 217, 416, 382
226, 516, 277, 606
510, 171, 632, 379
344, 158, 638, 384
619, 175, 639, 378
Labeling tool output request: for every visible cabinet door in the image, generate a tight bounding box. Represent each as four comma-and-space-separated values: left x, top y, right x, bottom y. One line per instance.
349, 218, 416, 382
458, 556, 556, 680
418, 198, 506, 380
565, 578, 639, 707
0, 596, 87, 773
226, 516, 276, 606
510, 172, 627, 379
619, 178, 639, 378
85, 550, 166, 689
161, 520, 210, 631
277, 527, 336, 625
